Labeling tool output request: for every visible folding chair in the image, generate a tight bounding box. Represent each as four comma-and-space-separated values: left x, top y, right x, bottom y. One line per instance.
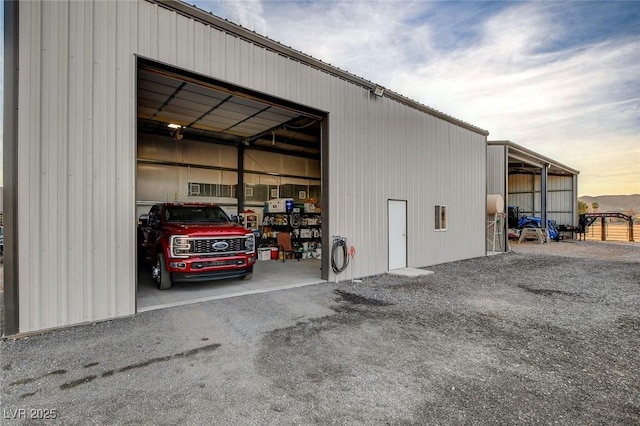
276, 232, 301, 262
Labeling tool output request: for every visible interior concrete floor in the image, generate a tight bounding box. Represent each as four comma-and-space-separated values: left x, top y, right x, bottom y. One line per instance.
137, 257, 325, 312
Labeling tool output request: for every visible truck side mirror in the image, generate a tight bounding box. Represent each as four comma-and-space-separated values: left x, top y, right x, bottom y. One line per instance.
138, 214, 149, 227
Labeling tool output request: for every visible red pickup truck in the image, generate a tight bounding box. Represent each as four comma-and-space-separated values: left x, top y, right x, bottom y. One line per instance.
139, 203, 256, 289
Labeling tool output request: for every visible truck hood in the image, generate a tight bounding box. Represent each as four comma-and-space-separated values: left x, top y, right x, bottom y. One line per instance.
163, 222, 251, 237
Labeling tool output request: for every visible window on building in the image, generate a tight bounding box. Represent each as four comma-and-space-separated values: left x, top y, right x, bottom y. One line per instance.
188, 182, 236, 198
435, 205, 447, 231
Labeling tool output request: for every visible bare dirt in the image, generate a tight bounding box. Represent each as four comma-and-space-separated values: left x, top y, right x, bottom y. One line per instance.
1, 240, 639, 425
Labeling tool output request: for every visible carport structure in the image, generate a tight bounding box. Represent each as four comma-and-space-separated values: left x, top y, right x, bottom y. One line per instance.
487, 141, 579, 251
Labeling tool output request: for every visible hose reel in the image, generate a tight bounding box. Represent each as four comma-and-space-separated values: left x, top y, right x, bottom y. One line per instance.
331, 236, 349, 274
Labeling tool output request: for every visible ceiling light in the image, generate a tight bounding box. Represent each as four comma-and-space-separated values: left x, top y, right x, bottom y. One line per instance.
168, 123, 184, 141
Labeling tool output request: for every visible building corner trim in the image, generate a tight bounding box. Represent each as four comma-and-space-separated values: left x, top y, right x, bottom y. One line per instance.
3, 0, 20, 336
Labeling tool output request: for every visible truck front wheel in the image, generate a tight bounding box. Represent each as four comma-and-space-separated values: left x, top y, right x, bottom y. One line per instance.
153, 253, 173, 290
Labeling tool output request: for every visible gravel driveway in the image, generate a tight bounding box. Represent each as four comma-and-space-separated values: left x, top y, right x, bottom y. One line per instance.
1, 241, 639, 425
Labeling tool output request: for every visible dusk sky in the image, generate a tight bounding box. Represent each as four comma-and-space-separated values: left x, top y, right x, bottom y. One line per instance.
190, 0, 639, 196
1, 1, 638, 196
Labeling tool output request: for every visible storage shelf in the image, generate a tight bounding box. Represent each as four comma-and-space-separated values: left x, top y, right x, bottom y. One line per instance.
261, 212, 322, 259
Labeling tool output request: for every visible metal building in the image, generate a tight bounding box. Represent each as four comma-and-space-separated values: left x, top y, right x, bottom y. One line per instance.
487, 140, 579, 250
4, 0, 489, 335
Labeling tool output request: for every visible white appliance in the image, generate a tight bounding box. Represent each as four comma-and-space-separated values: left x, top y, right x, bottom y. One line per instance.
266, 198, 293, 213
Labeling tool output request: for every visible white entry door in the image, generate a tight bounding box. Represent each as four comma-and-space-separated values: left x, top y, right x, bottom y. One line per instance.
388, 200, 407, 270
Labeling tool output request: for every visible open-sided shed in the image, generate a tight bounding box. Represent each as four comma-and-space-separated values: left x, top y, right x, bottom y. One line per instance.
487, 140, 579, 250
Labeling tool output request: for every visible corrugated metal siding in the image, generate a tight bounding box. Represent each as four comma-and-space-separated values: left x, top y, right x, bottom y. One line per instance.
486, 144, 506, 252
18, 1, 138, 332
16, 0, 487, 332
508, 174, 537, 215
487, 145, 506, 198
548, 176, 576, 225
328, 95, 486, 275
507, 174, 576, 225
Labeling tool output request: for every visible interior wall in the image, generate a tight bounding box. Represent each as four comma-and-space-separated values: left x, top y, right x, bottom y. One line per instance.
136, 133, 320, 219
508, 173, 576, 226
508, 174, 537, 215
548, 175, 576, 226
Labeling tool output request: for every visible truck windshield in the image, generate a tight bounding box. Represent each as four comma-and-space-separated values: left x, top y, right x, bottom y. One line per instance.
164, 206, 231, 224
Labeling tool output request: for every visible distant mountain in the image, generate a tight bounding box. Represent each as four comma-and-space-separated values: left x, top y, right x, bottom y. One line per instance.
579, 194, 640, 216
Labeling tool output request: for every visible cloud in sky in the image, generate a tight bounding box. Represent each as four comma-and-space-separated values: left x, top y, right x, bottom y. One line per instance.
194, 0, 639, 196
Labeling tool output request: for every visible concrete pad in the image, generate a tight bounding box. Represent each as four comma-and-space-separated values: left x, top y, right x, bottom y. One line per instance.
137, 258, 325, 311
387, 267, 434, 277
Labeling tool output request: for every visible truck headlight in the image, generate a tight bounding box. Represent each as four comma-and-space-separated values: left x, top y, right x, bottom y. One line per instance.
171, 235, 191, 257
245, 234, 255, 252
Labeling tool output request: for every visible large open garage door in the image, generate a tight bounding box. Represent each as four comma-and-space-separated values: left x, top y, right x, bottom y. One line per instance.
135, 58, 328, 311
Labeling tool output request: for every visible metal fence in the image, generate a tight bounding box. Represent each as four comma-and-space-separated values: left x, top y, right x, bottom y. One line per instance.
584, 222, 635, 242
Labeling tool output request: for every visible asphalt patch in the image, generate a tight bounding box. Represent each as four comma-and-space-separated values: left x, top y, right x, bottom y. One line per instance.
58, 343, 221, 390
10, 369, 67, 386
518, 285, 580, 297
8, 343, 222, 396
334, 289, 392, 306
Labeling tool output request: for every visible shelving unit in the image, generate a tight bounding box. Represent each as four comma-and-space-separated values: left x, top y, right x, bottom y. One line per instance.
261, 212, 322, 259
243, 212, 258, 231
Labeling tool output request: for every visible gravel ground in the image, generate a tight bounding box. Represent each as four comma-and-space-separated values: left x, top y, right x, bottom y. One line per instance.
1, 241, 639, 425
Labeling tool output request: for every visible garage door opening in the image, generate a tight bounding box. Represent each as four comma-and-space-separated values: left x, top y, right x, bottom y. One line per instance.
135, 58, 328, 311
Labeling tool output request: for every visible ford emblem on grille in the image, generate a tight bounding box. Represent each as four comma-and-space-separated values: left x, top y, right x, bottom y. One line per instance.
212, 241, 229, 250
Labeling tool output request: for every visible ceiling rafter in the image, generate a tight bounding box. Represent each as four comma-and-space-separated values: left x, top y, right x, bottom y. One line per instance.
221, 105, 272, 133
150, 82, 187, 120
185, 94, 233, 128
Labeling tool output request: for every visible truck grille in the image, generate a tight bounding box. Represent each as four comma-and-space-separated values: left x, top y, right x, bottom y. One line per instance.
191, 237, 246, 256
170, 234, 254, 258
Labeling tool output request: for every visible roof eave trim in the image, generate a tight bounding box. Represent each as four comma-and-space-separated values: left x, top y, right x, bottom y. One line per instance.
489, 140, 580, 175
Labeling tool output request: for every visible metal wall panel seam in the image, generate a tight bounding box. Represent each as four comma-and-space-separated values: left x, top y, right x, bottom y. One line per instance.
157, 6, 177, 65
67, 0, 84, 324
41, 0, 59, 329
92, 0, 111, 320
193, 20, 204, 74
118, 0, 138, 314
81, 0, 95, 323
107, 0, 119, 318
58, 0, 71, 326
19, 0, 44, 331
102, 0, 116, 318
